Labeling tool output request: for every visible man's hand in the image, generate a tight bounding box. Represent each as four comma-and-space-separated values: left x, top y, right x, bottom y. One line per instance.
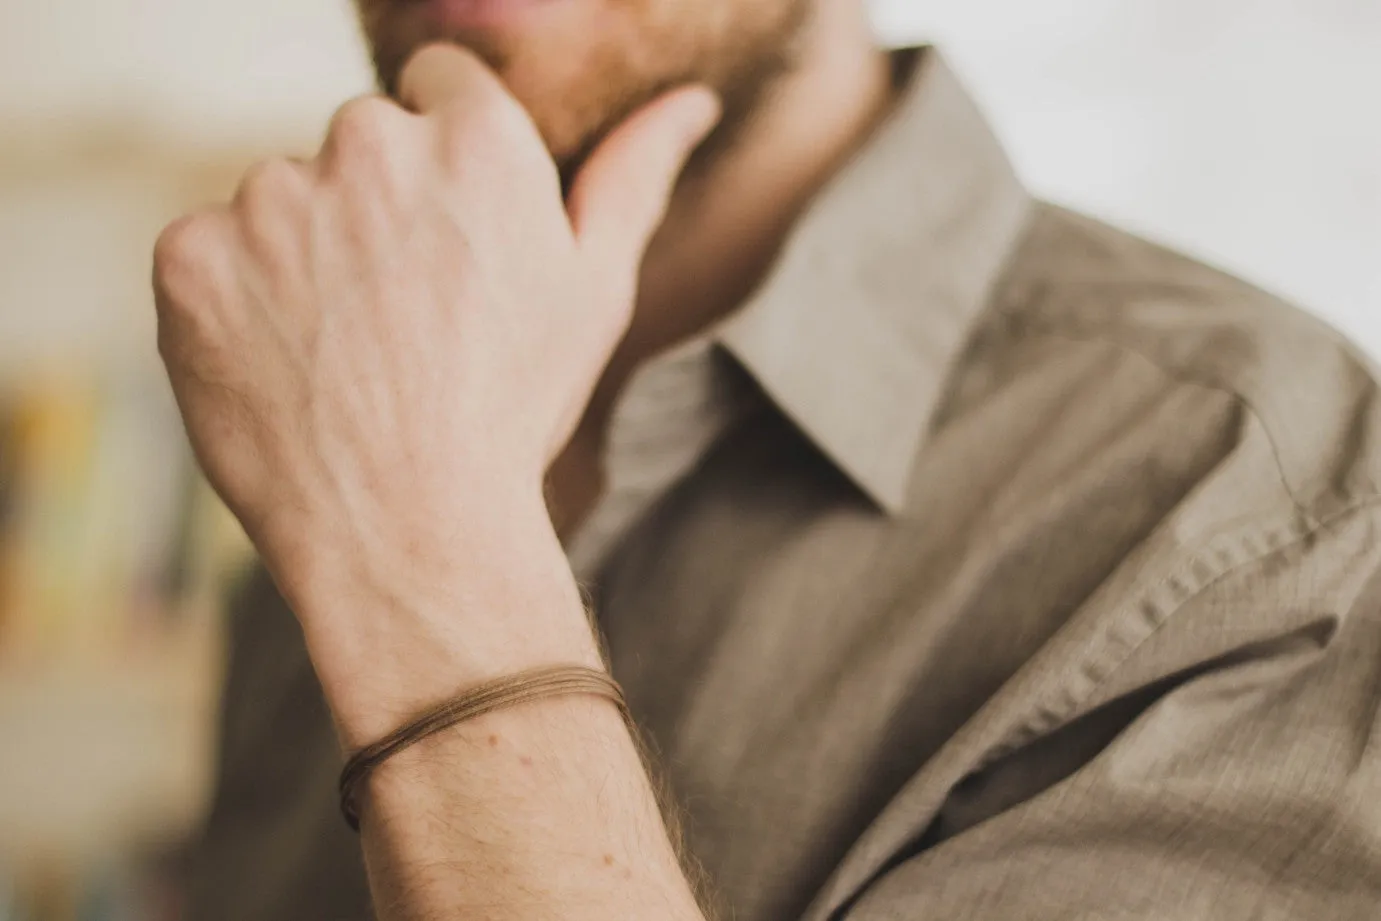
152, 44, 719, 743
156, 48, 720, 921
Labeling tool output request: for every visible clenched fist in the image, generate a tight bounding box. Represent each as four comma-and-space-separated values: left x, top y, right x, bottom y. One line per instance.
152, 44, 719, 741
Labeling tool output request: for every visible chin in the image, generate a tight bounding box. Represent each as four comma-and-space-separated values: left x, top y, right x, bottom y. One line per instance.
360, 5, 641, 165
356, 0, 812, 170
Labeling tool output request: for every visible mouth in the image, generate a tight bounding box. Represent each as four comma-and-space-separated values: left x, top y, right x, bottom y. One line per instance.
415, 0, 569, 30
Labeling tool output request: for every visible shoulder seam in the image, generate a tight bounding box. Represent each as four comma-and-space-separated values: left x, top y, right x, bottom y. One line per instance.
997, 309, 1381, 524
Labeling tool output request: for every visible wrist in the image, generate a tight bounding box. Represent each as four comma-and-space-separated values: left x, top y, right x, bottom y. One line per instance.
258, 480, 605, 748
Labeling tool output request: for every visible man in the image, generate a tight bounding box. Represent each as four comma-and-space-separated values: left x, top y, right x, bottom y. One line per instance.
154, 0, 1381, 918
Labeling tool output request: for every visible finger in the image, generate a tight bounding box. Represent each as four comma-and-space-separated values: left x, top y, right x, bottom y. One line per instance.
396, 42, 506, 115
151, 208, 237, 359
567, 86, 721, 269
232, 156, 314, 213
323, 95, 414, 165
153, 208, 235, 306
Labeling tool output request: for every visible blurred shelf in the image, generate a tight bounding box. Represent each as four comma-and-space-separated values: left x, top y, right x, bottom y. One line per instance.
0, 607, 224, 865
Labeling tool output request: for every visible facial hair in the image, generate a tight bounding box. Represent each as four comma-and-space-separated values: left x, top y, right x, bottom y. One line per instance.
357, 0, 815, 186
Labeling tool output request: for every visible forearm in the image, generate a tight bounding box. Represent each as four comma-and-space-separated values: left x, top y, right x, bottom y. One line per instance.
280, 505, 707, 921
359, 688, 705, 921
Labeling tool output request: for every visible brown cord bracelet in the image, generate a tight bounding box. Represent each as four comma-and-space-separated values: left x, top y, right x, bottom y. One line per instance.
338, 664, 631, 831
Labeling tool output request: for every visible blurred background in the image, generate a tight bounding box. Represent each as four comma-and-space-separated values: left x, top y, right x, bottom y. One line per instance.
0, 0, 1377, 917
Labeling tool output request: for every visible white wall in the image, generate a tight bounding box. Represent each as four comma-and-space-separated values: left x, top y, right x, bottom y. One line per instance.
0, 0, 374, 145
881, 0, 1380, 352
2, 0, 1377, 352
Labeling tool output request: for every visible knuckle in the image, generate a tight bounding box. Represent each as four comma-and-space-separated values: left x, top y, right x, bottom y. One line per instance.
233, 158, 310, 224
474, 91, 537, 143
152, 212, 232, 333
328, 95, 403, 156
438, 94, 550, 183
237, 157, 304, 203
153, 213, 216, 288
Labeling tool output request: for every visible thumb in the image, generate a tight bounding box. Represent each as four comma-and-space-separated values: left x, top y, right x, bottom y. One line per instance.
568, 86, 721, 267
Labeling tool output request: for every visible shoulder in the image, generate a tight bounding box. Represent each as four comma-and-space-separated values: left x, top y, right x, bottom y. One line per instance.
994, 202, 1381, 522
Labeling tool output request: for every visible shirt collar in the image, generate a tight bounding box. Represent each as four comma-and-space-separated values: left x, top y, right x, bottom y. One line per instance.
715, 48, 1033, 514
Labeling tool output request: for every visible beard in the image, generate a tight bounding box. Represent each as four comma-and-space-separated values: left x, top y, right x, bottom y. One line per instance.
356, 0, 813, 184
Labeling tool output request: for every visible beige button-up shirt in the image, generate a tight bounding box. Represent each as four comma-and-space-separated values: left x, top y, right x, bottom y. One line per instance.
188, 49, 1381, 921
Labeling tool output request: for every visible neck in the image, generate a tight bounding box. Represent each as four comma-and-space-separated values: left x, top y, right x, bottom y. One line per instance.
547, 4, 895, 536
588, 2, 896, 425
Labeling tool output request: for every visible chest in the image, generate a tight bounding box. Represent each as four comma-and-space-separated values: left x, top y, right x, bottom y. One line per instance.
593, 376, 1240, 921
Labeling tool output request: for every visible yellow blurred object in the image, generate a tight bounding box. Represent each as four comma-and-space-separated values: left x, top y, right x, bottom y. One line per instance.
0, 121, 261, 913
4, 375, 98, 661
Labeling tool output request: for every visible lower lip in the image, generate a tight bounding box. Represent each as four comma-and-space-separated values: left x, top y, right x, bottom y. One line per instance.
422, 0, 565, 29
